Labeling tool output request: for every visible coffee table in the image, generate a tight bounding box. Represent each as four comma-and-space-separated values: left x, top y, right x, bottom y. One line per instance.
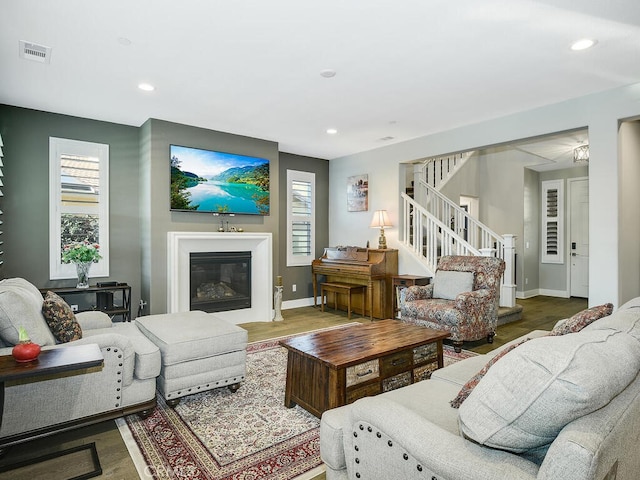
280, 320, 449, 417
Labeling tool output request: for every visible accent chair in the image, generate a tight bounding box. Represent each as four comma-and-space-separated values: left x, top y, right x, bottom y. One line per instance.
400, 255, 505, 352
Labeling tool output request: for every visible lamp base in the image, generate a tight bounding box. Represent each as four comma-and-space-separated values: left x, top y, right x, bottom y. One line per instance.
378, 230, 387, 250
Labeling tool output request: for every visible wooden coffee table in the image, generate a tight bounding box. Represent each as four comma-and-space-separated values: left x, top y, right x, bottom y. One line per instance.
280, 320, 449, 417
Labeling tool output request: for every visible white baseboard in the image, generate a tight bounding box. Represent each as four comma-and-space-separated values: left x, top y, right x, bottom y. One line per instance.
517, 289, 571, 299
282, 297, 316, 310
517, 289, 540, 299
538, 289, 570, 298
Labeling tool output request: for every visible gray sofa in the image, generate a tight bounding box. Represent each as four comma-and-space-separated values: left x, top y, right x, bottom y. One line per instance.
0, 278, 161, 448
321, 298, 640, 480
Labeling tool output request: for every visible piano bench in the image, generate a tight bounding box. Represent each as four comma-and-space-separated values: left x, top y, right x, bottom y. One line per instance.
320, 282, 367, 320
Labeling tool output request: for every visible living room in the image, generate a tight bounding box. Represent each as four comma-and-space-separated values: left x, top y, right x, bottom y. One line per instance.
2, 1, 640, 479
1, 3, 640, 313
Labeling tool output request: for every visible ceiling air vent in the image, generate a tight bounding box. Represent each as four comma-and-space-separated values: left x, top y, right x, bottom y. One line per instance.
19, 40, 52, 64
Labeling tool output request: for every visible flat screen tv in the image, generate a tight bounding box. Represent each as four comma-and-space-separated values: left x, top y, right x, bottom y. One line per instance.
170, 144, 270, 215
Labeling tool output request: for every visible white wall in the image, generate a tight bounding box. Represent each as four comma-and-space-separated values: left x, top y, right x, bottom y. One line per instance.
329, 82, 640, 308
619, 120, 640, 304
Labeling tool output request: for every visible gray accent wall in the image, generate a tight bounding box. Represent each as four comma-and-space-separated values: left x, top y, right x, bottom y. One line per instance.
0, 105, 142, 308
0, 106, 329, 318
278, 152, 329, 302
139, 119, 280, 315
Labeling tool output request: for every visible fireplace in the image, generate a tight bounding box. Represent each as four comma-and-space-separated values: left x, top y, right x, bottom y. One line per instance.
190, 251, 251, 313
167, 232, 272, 324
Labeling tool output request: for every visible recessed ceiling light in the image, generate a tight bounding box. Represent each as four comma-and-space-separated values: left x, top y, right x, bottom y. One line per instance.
117, 37, 132, 46
326, 128, 338, 135
570, 39, 597, 51
320, 69, 337, 78
138, 83, 155, 92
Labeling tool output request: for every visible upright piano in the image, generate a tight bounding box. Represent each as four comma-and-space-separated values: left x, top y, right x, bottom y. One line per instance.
312, 247, 398, 319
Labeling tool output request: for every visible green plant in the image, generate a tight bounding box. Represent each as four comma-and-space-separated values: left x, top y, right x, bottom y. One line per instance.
61, 242, 102, 264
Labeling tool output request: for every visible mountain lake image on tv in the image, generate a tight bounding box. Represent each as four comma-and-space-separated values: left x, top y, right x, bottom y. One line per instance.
170, 145, 270, 215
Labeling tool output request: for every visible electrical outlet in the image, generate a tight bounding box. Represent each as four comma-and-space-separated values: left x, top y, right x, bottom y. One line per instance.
71, 304, 79, 312
292, 284, 297, 292
525, 278, 529, 285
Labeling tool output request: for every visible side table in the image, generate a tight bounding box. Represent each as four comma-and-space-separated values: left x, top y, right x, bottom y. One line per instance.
0, 343, 104, 427
392, 275, 431, 318
39, 284, 132, 322
0, 344, 104, 477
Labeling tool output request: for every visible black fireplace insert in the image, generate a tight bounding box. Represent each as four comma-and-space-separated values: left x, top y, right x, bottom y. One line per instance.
190, 251, 251, 313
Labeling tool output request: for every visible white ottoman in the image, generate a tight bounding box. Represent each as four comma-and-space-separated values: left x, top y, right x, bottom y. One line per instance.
136, 310, 247, 407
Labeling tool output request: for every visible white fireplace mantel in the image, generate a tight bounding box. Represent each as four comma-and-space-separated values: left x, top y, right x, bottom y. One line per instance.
167, 231, 273, 324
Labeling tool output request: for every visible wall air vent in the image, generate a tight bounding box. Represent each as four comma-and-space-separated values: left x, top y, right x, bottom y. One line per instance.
19, 40, 52, 64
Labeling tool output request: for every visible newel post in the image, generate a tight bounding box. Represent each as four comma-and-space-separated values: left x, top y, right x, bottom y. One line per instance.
501, 234, 517, 308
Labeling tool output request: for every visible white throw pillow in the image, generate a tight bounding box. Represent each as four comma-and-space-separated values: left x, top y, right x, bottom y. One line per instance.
458, 330, 640, 452
433, 270, 474, 300
0, 288, 56, 346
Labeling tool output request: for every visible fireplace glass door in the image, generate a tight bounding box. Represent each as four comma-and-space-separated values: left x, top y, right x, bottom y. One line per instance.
190, 251, 251, 313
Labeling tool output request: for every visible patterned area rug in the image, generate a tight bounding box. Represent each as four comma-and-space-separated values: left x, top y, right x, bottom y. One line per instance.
117, 327, 476, 480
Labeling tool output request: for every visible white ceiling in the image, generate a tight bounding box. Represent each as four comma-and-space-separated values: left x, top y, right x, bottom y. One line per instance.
2, 0, 640, 160
514, 129, 590, 171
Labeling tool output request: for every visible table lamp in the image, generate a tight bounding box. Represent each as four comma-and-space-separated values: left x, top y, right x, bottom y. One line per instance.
370, 210, 392, 249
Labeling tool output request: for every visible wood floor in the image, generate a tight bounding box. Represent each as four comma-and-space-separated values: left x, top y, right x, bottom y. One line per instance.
0, 296, 587, 479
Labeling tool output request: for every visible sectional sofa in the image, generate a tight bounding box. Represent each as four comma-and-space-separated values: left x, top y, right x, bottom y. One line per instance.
321, 298, 640, 480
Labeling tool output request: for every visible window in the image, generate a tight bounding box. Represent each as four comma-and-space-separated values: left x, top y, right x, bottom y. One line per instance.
541, 179, 563, 264
49, 137, 109, 279
0, 133, 4, 267
287, 170, 315, 266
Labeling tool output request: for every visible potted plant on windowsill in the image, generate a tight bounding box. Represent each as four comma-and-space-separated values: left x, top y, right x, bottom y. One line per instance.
62, 242, 102, 289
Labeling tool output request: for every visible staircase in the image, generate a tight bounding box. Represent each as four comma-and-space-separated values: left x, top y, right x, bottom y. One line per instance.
401, 154, 517, 308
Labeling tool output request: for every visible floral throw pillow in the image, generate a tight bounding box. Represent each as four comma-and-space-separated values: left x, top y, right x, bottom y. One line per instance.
549, 303, 614, 336
450, 339, 529, 409
42, 291, 83, 343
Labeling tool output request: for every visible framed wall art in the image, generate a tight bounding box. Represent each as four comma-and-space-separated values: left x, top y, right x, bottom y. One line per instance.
347, 174, 368, 212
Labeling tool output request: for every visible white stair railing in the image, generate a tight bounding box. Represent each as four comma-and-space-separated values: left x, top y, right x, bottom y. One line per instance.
402, 194, 479, 268
420, 180, 505, 257
420, 152, 473, 191
401, 190, 516, 307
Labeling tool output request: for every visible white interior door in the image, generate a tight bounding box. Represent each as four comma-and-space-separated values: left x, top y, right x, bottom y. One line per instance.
570, 178, 589, 298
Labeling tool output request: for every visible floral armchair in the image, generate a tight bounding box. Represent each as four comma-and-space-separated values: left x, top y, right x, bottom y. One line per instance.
400, 255, 505, 352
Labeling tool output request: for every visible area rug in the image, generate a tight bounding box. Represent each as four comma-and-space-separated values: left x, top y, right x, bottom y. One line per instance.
117, 326, 476, 480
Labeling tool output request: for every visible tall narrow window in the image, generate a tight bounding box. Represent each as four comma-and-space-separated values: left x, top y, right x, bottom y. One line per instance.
49, 138, 109, 279
0, 133, 4, 268
287, 170, 315, 266
541, 179, 563, 264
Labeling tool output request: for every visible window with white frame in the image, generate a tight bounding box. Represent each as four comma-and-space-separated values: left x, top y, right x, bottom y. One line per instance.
49, 137, 109, 279
287, 170, 315, 266
541, 179, 563, 264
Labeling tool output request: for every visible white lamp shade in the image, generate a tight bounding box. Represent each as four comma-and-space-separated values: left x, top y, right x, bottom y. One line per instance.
370, 210, 392, 228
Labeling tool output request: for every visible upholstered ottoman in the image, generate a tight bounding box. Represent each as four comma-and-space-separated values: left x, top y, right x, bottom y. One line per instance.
136, 310, 247, 407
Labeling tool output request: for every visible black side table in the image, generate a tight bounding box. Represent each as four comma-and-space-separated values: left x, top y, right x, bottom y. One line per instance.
39, 284, 132, 322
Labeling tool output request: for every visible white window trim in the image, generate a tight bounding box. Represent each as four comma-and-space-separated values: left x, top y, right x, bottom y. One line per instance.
541, 179, 564, 264
286, 169, 315, 267
49, 137, 110, 280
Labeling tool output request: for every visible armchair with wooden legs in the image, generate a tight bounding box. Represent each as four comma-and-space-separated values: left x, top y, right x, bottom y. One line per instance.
400, 255, 505, 352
